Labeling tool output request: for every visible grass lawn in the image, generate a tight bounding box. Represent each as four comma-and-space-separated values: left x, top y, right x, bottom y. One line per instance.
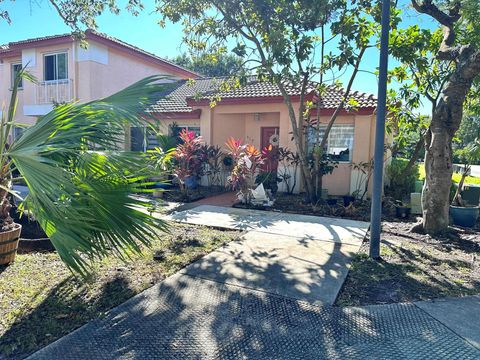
418, 163, 480, 185
0, 223, 242, 359
336, 220, 480, 306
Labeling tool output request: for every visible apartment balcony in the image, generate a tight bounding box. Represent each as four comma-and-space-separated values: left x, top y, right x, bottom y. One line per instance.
24, 79, 74, 116
35, 79, 73, 105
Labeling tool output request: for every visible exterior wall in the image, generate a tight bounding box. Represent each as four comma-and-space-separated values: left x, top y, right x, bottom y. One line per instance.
191, 100, 377, 197
244, 112, 280, 149
76, 42, 186, 101
212, 113, 246, 146
0, 55, 25, 123
0, 42, 76, 126
1, 37, 196, 128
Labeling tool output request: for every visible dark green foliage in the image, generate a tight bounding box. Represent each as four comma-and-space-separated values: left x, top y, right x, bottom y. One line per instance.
255, 171, 282, 194
171, 53, 247, 77
385, 158, 419, 202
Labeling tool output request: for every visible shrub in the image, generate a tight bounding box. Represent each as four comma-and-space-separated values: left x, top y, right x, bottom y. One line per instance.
225, 137, 264, 204
200, 144, 224, 186
277, 147, 300, 194
385, 158, 419, 202
255, 171, 282, 194
173, 129, 204, 193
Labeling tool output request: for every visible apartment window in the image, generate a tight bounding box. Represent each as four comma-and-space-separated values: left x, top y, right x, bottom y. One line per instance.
308, 125, 354, 162
131, 127, 160, 152
44, 53, 68, 81
11, 63, 23, 88
177, 126, 200, 137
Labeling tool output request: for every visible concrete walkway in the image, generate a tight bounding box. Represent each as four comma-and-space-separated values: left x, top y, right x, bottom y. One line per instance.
29, 274, 480, 359
27, 206, 480, 359
166, 205, 368, 304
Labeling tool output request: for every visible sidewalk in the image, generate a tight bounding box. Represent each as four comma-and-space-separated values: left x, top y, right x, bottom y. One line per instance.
28, 205, 479, 359
29, 273, 479, 359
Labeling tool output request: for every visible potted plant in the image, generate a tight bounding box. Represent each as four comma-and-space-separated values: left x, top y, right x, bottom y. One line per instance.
0, 69, 169, 274
450, 139, 480, 227
395, 201, 411, 219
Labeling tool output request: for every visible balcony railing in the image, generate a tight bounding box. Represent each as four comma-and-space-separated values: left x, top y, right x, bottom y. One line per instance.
35, 79, 73, 105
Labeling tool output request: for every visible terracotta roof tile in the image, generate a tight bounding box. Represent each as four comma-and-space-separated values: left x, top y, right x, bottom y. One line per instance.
149, 77, 377, 114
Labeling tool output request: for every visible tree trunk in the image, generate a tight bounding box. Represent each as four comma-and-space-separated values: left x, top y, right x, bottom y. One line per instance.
421, 128, 454, 233
400, 135, 424, 178
452, 164, 469, 206
421, 47, 480, 234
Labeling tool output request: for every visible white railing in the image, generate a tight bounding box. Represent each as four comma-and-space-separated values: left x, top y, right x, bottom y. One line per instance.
35, 79, 73, 105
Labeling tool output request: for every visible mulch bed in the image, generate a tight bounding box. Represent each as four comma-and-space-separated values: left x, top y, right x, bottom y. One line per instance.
234, 192, 401, 222
162, 185, 227, 203
336, 220, 480, 306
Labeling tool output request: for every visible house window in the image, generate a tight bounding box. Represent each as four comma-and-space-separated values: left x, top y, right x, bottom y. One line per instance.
44, 53, 68, 81
176, 126, 201, 137
308, 125, 354, 162
13, 126, 25, 140
130, 127, 160, 152
11, 63, 23, 88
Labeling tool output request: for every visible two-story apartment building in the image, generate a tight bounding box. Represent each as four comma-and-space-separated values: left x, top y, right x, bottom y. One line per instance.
0, 29, 198, 135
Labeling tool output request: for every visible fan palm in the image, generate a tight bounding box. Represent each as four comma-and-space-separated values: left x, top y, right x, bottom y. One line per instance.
1, 68, 172, 276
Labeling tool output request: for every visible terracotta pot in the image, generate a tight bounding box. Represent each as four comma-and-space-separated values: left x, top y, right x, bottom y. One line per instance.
0, 223, 22, 265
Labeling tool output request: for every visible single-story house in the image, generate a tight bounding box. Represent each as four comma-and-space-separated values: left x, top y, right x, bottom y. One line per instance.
129, 77, 379, 197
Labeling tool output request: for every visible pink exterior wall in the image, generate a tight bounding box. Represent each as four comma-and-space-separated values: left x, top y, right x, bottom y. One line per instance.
1, 37, 195, 128
0, 42, 75, 126
212, 113, 246, 146
0, 55, 24, 121
77, 45, 186, 101
190, 100, 377, 197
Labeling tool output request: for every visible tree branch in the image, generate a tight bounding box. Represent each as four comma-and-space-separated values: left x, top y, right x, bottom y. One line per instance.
411, 0, 460, 59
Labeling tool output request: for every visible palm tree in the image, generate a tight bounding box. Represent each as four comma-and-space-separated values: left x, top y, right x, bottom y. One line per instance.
0, 69, 171, 276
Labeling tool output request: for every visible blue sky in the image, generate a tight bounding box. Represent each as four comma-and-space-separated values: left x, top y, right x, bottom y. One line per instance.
1, 0, 438, 112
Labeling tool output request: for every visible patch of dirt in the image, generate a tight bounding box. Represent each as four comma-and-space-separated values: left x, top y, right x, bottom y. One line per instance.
336, 220, 480, 306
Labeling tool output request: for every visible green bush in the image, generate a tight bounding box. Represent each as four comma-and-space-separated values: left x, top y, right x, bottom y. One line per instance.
385, 158, 419, 201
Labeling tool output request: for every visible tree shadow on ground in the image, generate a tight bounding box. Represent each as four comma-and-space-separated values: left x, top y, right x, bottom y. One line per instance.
24, 256, 480, 359
0, 274, 136, 359
337, 236, 480, 306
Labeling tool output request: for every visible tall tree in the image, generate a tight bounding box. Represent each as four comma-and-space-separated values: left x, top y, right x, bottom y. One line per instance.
158, 0, 390, 201
171, 53, 246, 77
393, 0, 480, 234
6, 1, 389, 202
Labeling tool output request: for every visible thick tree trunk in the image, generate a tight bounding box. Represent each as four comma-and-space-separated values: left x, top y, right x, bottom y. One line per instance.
421, 128, 454, 233
421, 47, 480, 234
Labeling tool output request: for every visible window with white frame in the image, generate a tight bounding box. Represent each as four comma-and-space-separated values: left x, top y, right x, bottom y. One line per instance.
13, 126, 25, 140
130, 127, 159, 152
11, 63, 23, 88
308, 125, 354, 162
176, 125, 201, 137
44, 53, 68, 81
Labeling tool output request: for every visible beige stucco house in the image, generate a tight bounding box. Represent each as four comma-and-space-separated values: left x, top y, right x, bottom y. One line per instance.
142, 78, 378, 196
1, 31, 378, 197
0, 29, 198, 131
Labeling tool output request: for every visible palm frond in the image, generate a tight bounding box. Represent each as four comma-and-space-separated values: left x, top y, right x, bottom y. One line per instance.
6, 75, 175, 275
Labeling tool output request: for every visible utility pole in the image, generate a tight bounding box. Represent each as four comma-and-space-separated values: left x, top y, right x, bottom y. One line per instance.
369, 0, 391, 259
